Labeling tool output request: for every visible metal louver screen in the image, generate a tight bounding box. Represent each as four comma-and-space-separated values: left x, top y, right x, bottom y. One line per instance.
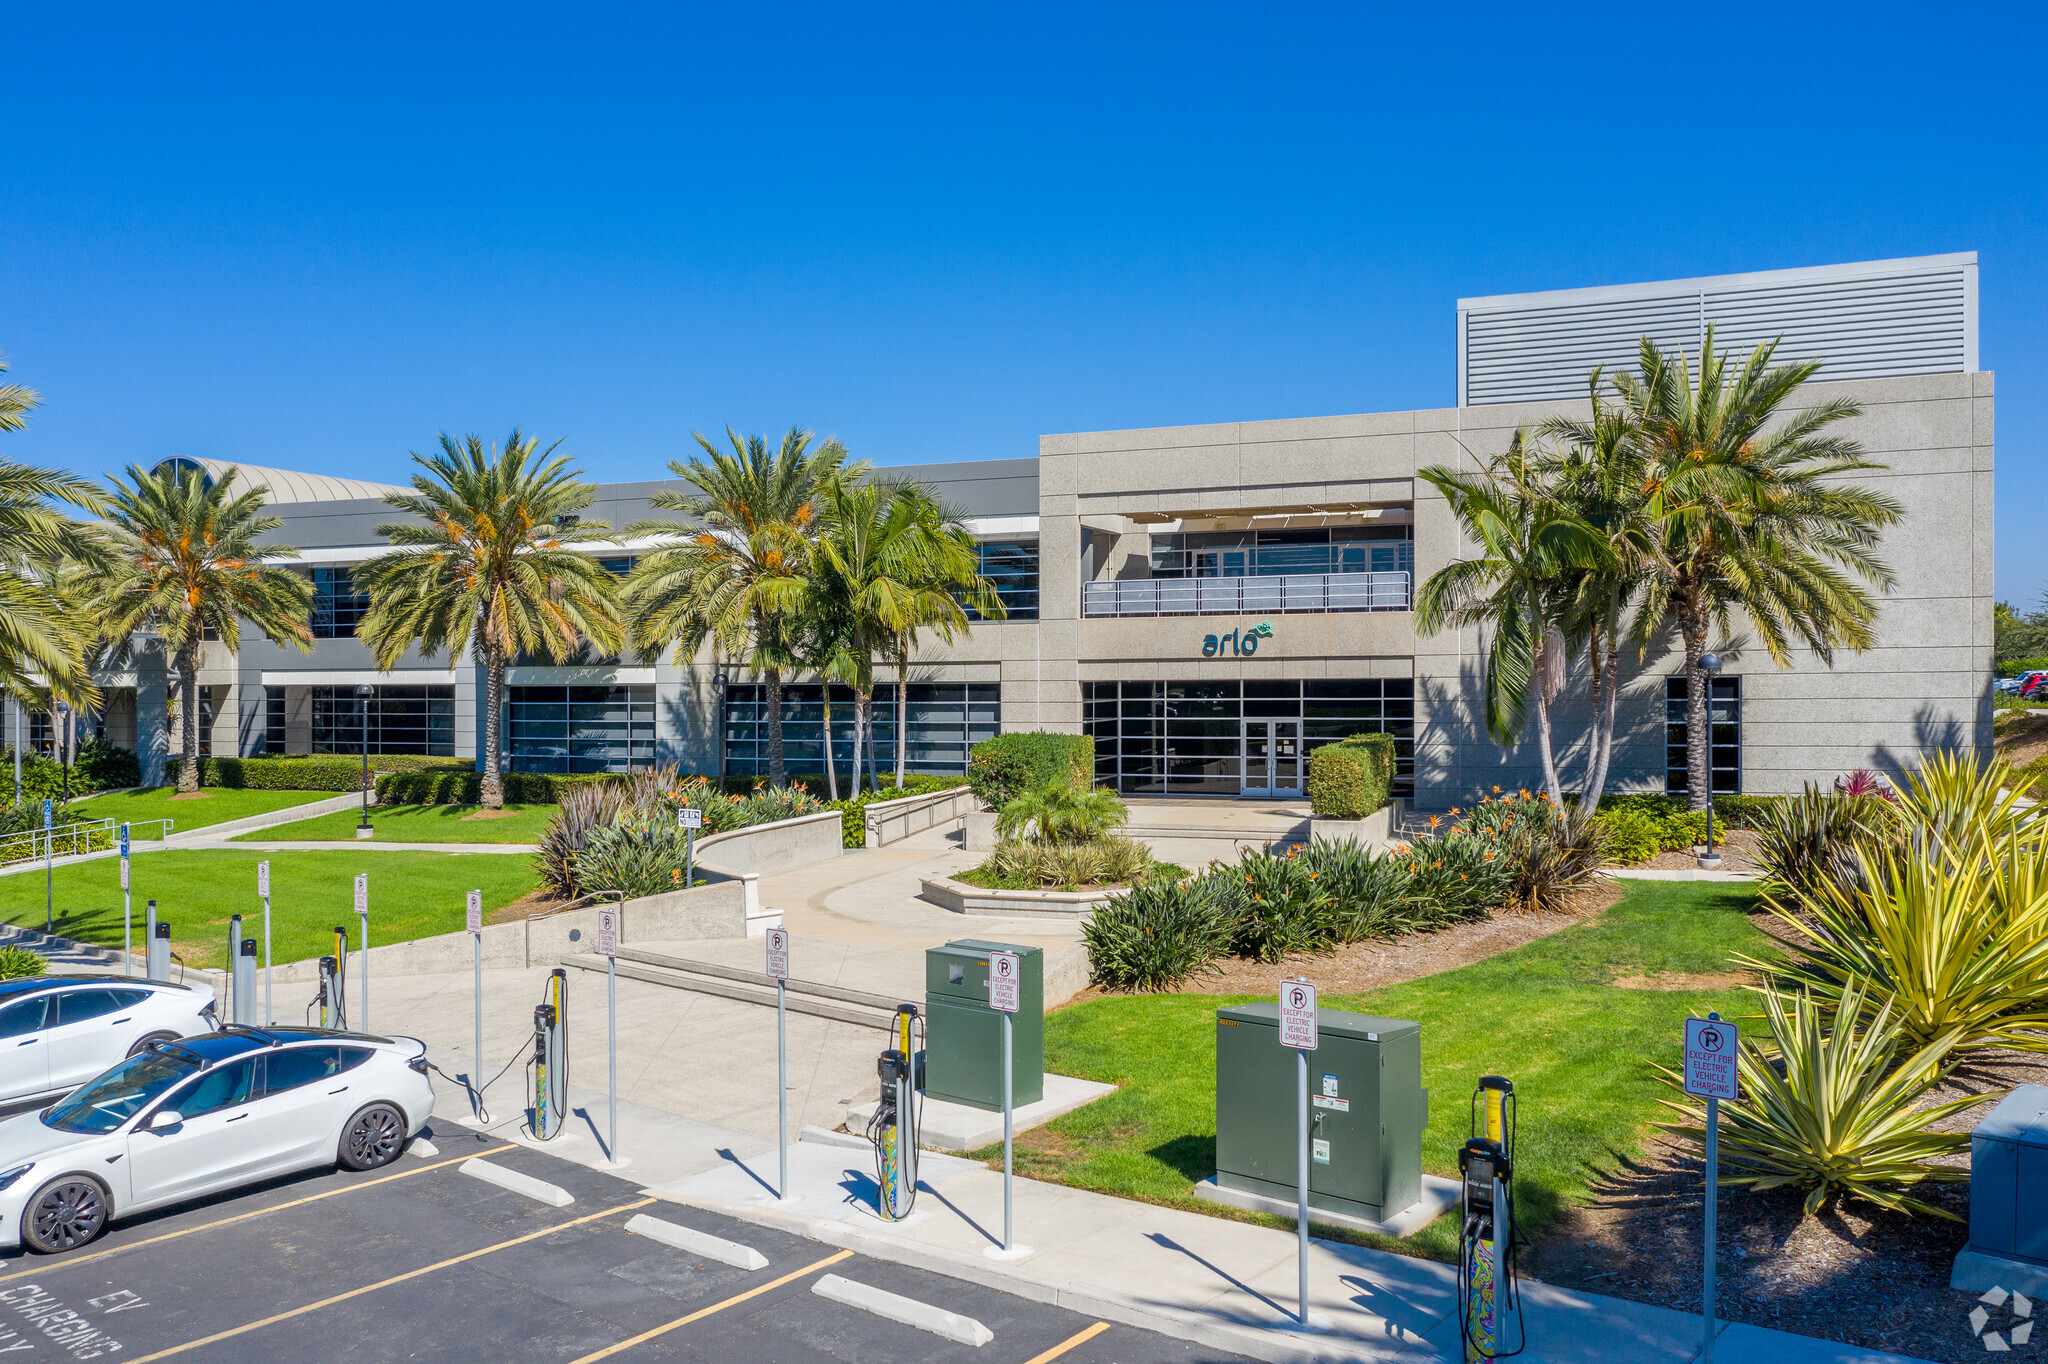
1461, 263, 1972, 406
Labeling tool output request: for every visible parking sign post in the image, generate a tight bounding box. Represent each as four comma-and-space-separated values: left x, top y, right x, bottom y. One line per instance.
1279, 978, 1320, 1328
258, 860, 271, 1023
354, 873, 369, 1031
766, 926, 791, 1200
467, 889, 484, 1120
989, 950, 1023, 1255
598, 904, 620, 1164
42, 797, 53, 932
679, 807, 702, 888
1683, 1012, 1739, 1364
120, 824, 132, 977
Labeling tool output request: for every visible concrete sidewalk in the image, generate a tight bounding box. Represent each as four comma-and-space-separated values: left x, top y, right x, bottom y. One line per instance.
650, 1137, 1935, 1364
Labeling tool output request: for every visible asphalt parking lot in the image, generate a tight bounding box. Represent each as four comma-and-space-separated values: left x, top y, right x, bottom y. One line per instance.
0, 1126, 1257, 1363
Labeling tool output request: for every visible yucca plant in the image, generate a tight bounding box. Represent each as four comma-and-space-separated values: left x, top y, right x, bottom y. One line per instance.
0, 945, 46, 980
534, 782, 628, 897
1751, 784, 1893, 902
1657, 985, 1987, 1218
1741, 844, 2048, 1062
1893, 750, 2037, 865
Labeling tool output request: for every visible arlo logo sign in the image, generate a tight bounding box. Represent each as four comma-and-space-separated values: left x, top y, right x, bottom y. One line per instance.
1203, 621, 1273, 657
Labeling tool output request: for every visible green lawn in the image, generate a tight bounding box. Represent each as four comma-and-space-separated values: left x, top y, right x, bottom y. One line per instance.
71, 787, 338, 835
989, 880, 1775, 1260
233, 803, 555, 844
0, 848, 538, 971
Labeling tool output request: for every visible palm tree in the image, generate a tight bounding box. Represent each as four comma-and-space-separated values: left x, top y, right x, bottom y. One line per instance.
355, 432, 624, 810
880, 484, 998, 789
625, 428, 860, 788
1607, 329, 1905, 809
0, 355, 107, 712
97, 465, 314, 793
1415, 433, 1605, 806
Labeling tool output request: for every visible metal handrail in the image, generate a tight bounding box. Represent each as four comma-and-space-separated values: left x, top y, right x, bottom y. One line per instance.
1082, 570, 1411, 617
0, 815, 177, 867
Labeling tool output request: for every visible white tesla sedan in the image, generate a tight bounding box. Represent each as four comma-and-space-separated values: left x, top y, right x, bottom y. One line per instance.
0, 1026, 436, 1252
0, 976, 218, 1105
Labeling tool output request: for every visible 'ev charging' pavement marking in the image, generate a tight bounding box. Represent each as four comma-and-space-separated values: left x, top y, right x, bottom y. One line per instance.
0, 1143, 520, 1287
567, 1248, 855, 1363
122, 1196, 659, 1363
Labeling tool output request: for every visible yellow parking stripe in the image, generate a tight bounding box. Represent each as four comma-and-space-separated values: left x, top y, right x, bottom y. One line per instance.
0, 1142, 519, 1285
569, 1248, 855, 1362
1021, 1321, 1112, 1363
125, 1195, 658, 1362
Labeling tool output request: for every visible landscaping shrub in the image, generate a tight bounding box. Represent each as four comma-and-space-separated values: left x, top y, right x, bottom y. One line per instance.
1292, 838, 1438, 939
540, 770, 828, 898
575, 814, 698, 899
966, 732, 1091, 810
1583, 794, 1725, 862
174, 754, 473, 792
974, 835, 1153, 890
0, 946, 46, 980
535, 782, 629, 898
1219, 846, 1339, 962
374, 768, 618, 805
1751, 785, 1892, 902
1306, 733, 1396, 819
75, 741, 140, 792
995, 780, 1128, 844
1084, 877, 1234, 991
822, 774, 969, 848
1658, 983, 1984, 1218
1596, 808, 1663, 865
1999, 655, 2048, 677
0, 751, 71, 803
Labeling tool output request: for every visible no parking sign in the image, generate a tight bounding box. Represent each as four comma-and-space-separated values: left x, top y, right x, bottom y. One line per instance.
1683, 1016, 1739, 1100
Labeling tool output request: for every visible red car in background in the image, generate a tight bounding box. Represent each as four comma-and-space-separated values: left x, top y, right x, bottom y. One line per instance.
2020, 671, 2048, 699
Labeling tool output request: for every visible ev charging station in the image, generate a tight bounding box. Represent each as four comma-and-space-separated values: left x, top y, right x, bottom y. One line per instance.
867, 1002, 923, 1222
528, 968, 569, 1141
233, 937, 258, 1025
1458, 1076, 1522, 1360
317, 925, 347, 1029
147, 919, 171, 982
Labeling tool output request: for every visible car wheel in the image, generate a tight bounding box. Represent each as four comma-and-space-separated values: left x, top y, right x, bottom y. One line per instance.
338, 1103, 407, 1171
22, 1177, 108, 1254
126, 1031, 177, 1058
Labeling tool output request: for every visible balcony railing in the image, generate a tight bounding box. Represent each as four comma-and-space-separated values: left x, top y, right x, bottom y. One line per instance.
1082, 571, 1411, 618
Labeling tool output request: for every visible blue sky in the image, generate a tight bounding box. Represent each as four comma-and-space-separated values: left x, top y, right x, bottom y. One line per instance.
3, 4, 2043, 597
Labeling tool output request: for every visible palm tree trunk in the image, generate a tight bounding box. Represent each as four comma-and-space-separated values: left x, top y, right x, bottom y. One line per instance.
852, 690, 871, 796
481, 647, 506, 810
175, 641, 201, 794
764, 667, 786, 788
1527, 589, 1562, 806
821, 684, 838, 802
893, 652, 908, 790
1582, 623, 1621, 810
865, 688, 882, 794
1682, 597, 1711, 812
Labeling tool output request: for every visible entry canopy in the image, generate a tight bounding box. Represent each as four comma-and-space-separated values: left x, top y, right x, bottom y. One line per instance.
1119, 502, 1412, 532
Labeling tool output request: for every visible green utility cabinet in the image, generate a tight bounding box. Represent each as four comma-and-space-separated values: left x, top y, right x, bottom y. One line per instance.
924, 939, 1044, 1111
1214, 1004, 1426, 1222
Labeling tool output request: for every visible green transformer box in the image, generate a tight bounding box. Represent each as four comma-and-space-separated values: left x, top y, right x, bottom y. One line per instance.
1214, 1003, 1427, 1222
923, 939, 1044, 1112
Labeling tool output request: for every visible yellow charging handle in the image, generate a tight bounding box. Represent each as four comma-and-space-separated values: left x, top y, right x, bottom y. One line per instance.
1485, 1087, 1503, 1145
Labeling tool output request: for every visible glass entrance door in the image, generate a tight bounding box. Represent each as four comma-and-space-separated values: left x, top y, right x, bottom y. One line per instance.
1242, 721, 1303, 796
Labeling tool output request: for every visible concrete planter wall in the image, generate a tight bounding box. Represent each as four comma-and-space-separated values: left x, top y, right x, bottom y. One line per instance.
919, 874, 1111, 919
963, 809, 1000, 852
861, 785, 974, 848
1309, 799, 1405, 851
266, 879, 748, 985
694, 808, 845, 936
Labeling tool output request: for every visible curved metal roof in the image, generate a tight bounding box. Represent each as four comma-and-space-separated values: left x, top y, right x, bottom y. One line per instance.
150, 457, 407, 505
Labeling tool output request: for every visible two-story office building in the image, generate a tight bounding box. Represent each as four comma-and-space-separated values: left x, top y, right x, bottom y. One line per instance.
66, 253, 1992, 809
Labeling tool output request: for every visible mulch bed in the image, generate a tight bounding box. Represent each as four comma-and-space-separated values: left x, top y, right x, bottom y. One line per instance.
1523, 1039, 2037, 1363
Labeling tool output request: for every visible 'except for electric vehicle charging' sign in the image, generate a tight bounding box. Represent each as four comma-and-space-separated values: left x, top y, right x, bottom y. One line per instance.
354, 873, 368, 916
257, 860, 268, 898
596, 907, 619, 959
466, 889, 482, 935
1279, 980, 1319, 1050
764, 927, 789, 981
989, 951, 1021, 1013
677, 807, 703, 830
1683, 1016, 1740, 1100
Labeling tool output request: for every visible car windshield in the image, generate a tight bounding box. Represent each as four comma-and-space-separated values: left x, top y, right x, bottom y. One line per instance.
44, 1048, 203, 1135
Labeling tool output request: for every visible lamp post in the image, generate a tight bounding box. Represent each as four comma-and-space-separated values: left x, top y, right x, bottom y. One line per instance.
355, 685, 374, 838
1696, 653, 1722, 870
713, 669, 729, 784
54, 701, 71, 805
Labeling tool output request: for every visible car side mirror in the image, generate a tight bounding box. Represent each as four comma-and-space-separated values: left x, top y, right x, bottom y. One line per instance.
149, 1110, 182, 1131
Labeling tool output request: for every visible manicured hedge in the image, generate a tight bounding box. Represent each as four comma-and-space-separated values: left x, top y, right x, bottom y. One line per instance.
167, 754, 474, 792
967, 733, 1093, 810
822, 774, 972, 847
375, 769, 626, 805
1307, 733, 1397, 818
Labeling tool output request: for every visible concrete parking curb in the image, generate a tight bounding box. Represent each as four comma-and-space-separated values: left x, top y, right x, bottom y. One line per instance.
812, 1272, 994, 1347
459, 1157, 574, 1207
625, 1212, 768, 1269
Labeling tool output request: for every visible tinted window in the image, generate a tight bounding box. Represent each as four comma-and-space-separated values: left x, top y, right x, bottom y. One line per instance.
107, 989, 150, 1011
46, 1049, 202, 1134
0, 997, 50, 1039
261, 1046, 343, 1095
54, 990, 124, 1025
165, 1058, 258, 1119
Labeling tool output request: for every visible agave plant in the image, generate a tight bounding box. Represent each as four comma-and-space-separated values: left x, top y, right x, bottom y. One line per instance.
1833, 767, 1897, 801
1741, 844, 2048, 1062
1750, 784, 1893, 902
1657, 985, 1988, 1218
1893, 750, 2038, 867
0, 946, 46, 980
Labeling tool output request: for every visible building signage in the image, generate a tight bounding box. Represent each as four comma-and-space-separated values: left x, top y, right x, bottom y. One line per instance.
1203, 621, 1273, 657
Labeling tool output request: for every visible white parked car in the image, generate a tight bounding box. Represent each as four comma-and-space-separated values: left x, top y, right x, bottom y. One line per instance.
0, 976, 217, 1105
0, 1026, 435, 1252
